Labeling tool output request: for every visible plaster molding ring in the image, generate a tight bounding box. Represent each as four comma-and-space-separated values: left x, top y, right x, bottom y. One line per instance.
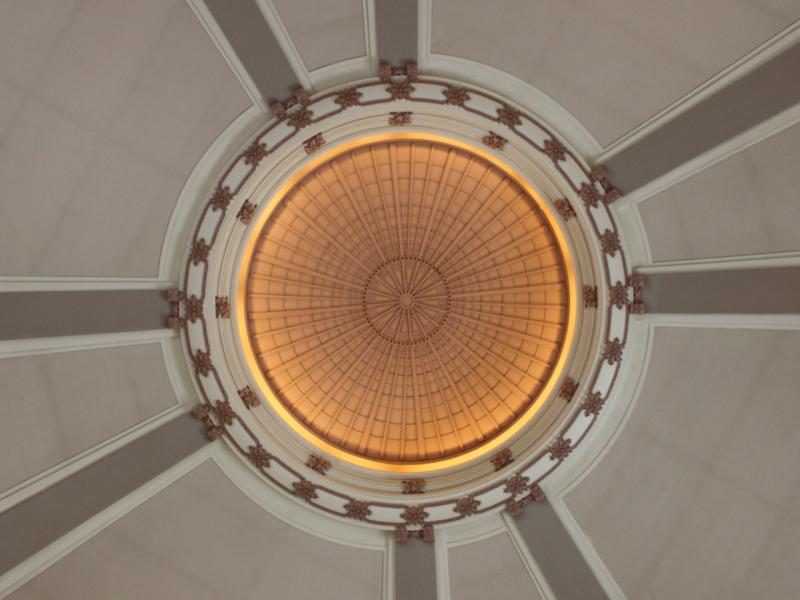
170, 75, 632, 532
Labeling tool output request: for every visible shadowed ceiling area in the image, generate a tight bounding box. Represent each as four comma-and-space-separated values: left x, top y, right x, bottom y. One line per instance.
1, 2, 799, 600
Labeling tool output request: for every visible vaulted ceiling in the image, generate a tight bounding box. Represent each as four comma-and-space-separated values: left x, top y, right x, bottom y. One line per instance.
1, 2, 799, 599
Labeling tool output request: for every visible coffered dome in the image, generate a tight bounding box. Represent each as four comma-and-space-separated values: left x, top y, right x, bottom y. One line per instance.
245, 139, 570, 463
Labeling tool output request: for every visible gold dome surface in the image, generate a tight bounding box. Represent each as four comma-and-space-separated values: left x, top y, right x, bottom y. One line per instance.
245, 138, 570, 464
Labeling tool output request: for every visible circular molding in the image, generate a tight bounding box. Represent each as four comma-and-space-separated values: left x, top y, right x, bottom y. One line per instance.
243, 138, 571, 466
169, 72, 631, 535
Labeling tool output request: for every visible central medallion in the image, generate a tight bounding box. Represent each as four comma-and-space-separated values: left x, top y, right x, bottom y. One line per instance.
244, 137, 572, 465
362, 257, 450, 345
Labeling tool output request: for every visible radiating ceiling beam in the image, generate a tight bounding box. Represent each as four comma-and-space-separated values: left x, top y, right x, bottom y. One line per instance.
195, 0, 301, 108
0, 414, 208, 575
606, 41, 800, 193
639, 266, 800, 315
511, 500, 610, 599
396, 538, 436, 600
0, 290, 168, 341
375, 0, 417, 65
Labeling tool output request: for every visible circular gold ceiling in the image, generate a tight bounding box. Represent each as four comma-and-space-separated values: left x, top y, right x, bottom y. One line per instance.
245, 138, 570, 464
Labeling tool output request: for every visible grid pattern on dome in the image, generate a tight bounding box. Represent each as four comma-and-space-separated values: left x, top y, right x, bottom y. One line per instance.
247, 140, 568, 462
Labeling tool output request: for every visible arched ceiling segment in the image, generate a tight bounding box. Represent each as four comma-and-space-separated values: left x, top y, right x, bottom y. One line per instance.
431, 0, 800, 146
564, 327, 800, 598
0, 0, 250, 277
271, 0, 367, 71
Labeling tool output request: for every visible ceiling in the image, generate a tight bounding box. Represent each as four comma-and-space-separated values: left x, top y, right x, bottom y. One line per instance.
0, 2, 799, 599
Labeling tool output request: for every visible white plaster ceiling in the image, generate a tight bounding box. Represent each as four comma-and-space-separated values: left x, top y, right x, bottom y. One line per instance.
639, 119, 800, 262
0, 343, 176, 498
0, 2, 799, 599
431, 0, 800, 146
272, 0, 366, 71
0, 0, 250, 277
7, 461, 385, 600
564, 327, 800, 599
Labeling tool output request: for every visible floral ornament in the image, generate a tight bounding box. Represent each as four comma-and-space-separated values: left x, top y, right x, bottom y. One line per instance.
387, 80, 414, 100
191, 404, 210, 420
344, 500, 372, 521
579, 183, 600, 208
491, 448, 513, 471
166, 289, 185, 329
402, 479, 425, 494
559, 377, 578, 401
185, 294, 203, 322
192, 349, 212, 376
237, 200, 256, 225
604, 188, 622, 204
213, 400, 236, 425
190, 239, 210, 265
215, 296, 230, 318
395, 525, 409, 544
238, 386, 260, 409
293, 479, 318, 502
506, 498, 525, 517
335, 87, 362, 108
269, 99, 287, 120
243, 141, 268, 166
496, 104, 522, 127
609, 281, 628, 309
306, 455, 332, 475
547, 436, 572, 461
191, 404, 223, 441
287, 107, 313, 129
303, 133, 324, 154
389, 111, 412, 126
482, 131, 507, 150
401, 505, 428, 525
600, 229, 621, 256
583, 285, 598, 308
247, 444, 272, 469
589, 165, 608, 184
554, 199, 576, 221
421, 524, 434, 543
582, 391, 605, 417
602, 338, 624, 365
543, 138, 567, 162
442, 85, 470, 106
454, 496, 480, 516
529, 484, 546, 503
210, 186, 233, 211
628, 273, 647, 314
504, 473, 530, 496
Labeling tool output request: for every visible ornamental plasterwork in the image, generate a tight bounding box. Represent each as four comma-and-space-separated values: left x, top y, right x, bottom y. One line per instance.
175, 67, 632, 535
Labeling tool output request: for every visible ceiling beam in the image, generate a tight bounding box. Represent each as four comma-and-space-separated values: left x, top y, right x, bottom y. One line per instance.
193, 0, 301, 108
605, 41, 800, 193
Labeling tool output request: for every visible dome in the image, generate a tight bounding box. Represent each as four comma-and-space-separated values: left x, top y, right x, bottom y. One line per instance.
245, 138, 570, 464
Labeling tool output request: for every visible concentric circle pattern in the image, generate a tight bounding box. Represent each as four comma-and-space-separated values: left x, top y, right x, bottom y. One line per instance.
247, 140, 569, 463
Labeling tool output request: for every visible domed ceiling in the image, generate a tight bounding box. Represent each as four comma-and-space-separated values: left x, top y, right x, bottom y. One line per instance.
245, 139, 569, 464
1, 2, 799, 600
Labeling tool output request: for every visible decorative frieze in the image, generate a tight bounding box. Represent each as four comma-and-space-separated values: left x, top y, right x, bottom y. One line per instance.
303, 133, 325, 154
